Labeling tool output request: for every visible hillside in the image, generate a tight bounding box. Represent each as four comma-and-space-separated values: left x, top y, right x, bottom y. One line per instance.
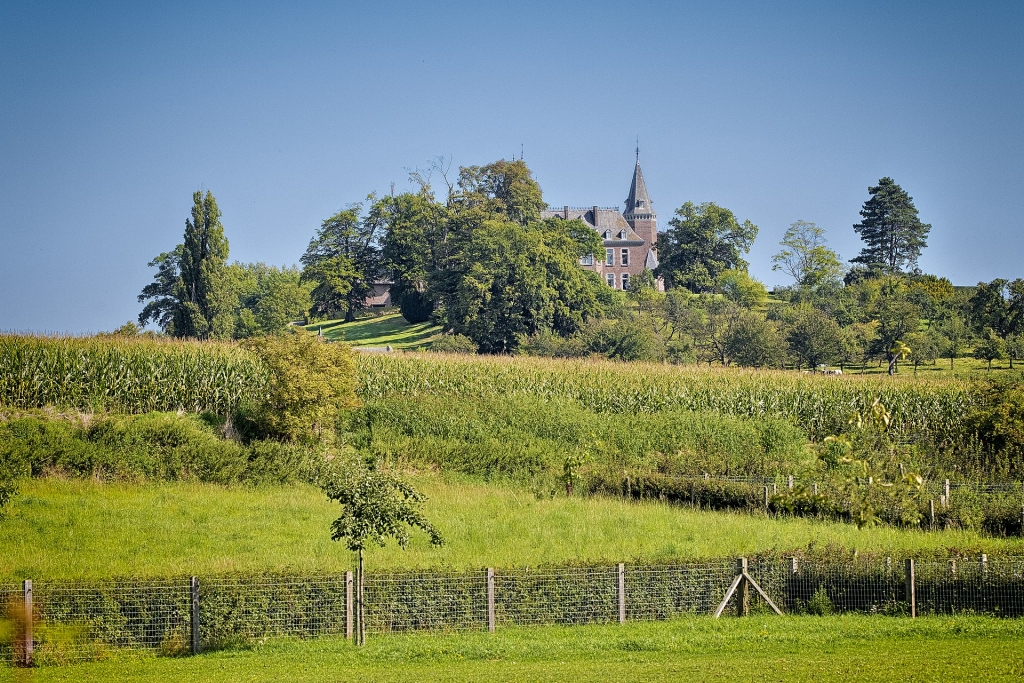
302, 312, 440, 349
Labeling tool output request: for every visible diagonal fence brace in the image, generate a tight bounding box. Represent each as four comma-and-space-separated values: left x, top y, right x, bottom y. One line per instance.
714, 558, 784, 618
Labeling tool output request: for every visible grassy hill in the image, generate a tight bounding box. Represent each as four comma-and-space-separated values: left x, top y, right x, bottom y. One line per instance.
302, 312, 440, 349
3, 476, 1019, 581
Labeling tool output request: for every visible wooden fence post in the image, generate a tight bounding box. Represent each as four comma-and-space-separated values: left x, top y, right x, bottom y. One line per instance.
905, 559, 916, 618
929, 500, 935, 529
788, 475, 794, 490
22, 579, 32, 667
190, 576, 200, 655
737, 558, 749, 617
345, 571, 354, 640
617, 563, 626, 624
487, 568, 495, 633
944, 479, 950, 504
763, 486, 769, 511
789, 557, 798, 575
980, 554, 988, 577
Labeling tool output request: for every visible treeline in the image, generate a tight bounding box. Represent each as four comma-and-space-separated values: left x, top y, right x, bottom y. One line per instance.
133, 162, 1023, 373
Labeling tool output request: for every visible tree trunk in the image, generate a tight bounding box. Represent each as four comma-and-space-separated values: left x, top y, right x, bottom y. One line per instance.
887, 354, 898, 376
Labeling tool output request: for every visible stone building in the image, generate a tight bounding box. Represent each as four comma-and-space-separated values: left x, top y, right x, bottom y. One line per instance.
540, 156, 662, 291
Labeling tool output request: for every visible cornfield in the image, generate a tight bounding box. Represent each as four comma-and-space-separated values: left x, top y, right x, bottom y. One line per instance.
0, 337, 979, 442
357, 353, 977, 442
0, 335, 268, 415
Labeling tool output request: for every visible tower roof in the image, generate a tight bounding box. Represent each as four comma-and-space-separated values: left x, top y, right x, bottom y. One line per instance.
624, 157, 654, 217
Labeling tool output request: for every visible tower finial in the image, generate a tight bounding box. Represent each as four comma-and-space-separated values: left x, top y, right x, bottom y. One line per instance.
636, 136, 639, 163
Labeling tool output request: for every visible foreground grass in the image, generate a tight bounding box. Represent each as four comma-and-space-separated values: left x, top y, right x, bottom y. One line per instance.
302, 312, 439, 349
19, 615, 1024, 682
2, 477, 1021, 581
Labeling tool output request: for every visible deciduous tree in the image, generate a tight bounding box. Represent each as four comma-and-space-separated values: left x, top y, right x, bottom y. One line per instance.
771, 221, 843, 288
656, 202, 758, 293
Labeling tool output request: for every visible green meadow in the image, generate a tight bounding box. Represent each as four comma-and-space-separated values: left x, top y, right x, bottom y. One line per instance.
2, 476, 1019, 581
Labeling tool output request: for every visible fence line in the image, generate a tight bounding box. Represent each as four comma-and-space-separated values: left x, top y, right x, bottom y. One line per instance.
4, 556, 1023, 666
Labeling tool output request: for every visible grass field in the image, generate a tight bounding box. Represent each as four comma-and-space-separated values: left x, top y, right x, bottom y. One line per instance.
2, 476, 1020, 581
18, 615, 1024, 682
302, 312, 439, 349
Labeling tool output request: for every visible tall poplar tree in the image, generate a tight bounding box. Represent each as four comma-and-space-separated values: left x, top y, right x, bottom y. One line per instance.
176, 190, 230, 338
138, 190, 229, 338
851, 177, 931, 274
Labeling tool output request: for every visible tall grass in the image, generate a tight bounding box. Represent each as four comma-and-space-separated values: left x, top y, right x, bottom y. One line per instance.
358, 353, 977, 442
0, 335, 268, 414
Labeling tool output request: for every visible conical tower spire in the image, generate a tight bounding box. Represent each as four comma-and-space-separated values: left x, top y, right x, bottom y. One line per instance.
624, 153, 653, 218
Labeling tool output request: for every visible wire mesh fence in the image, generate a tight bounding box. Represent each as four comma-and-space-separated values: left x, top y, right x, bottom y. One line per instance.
365, 569, 488, 633
495, 565, 619, 626
4, 556, 1023, 667
626, 561, 735, 620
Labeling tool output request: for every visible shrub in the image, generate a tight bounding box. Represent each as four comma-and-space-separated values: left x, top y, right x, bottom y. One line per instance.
430, 334, 477, 354
398, 290, 433, 324
0, 411, 317, 485
242, 333, 359, 443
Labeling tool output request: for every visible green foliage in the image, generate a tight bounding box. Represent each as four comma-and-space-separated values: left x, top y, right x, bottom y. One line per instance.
454, 159, 545, 225
242, 333, 359, 443
355, 352, 977, 444
439, 219, 604, 353
137, 192, 231, 338
851, 177, 931, 273
716, 269, 767, 309
343, 393, 811, 483
722, 312, 785, 368
0, 411, 313, 485
806, 587, 834, 616
973, 329, 1007, 370
322, 459, 443, 552
966, 380, 1024, 477
772, 220, 844, 288
656, 201, 758, 293
786, 307, 845, 369
398, 289, 433, 324
301, 204, 382, 323
430, 333, 478, 354
233, 264, 312, 337
0, 335, 268, 415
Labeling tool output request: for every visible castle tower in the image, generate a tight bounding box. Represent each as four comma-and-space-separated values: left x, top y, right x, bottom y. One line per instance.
622, 152, 658, 262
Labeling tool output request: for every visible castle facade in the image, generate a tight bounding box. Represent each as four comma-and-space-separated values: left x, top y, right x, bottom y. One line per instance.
540, 157, 662, 291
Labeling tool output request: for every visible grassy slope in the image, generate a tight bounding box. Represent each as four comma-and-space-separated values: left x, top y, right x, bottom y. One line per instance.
3, 477, 1021, 581
27, 616, 1024, 682
302, 312, 439, 349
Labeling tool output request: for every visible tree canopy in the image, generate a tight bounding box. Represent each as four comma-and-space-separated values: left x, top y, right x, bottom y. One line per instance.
656, 202, 758, 293
851, 177, 931, 274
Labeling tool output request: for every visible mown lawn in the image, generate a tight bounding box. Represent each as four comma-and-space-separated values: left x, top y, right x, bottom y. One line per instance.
2, 477, 1020, 581
302, 312, 439, 349
22, 615, 1024, 682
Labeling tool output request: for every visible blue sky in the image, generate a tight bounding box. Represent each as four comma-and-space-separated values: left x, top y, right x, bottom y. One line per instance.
1, 1, 1021, 333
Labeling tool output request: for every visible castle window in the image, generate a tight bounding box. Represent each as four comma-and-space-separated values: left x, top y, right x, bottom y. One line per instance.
605, 248, 614, 266
621, 249, 630, 266
621, 273, 630, 290
580, 253, 594, 266
606, 272, 615, 288
602, 230, 611, 239
618, 230, 627, 239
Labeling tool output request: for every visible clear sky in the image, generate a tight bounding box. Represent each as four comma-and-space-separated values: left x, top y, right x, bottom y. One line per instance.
1, 1, 1021, 333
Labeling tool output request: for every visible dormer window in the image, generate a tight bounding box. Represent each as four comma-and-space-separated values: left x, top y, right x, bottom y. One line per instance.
618, 230, 627, 239
602, 230, 611, 239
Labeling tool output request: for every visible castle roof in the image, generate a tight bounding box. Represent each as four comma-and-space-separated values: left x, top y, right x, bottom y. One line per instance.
624, 159, 654, 218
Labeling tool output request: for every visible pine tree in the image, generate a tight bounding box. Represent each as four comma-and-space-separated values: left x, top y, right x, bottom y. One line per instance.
851, 177, 931, 274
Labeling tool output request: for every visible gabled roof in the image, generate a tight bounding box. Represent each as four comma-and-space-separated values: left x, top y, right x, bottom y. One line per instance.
624, 160, 654, 217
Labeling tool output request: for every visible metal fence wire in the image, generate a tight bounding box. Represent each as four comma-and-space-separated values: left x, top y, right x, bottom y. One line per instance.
495, 565, 619, 626
364, 569, 487, 633
627, 561, 735, 620
4, 557, 1024, 667
915, 557, 1024, 617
